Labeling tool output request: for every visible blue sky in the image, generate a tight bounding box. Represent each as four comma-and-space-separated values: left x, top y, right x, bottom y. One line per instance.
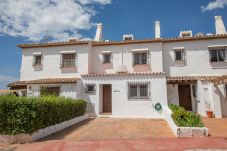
0, 0, 227, 89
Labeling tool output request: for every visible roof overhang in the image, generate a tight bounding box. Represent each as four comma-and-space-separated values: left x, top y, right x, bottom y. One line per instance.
82, 72, 165, 77
8, 78, 80, 88
167, 76, 218, 84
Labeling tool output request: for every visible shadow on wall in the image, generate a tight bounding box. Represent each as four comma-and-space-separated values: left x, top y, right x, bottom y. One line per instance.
214, 85, 227, 117
80, 81, 97, 117
132, 65, 151, 72
60, 67, 78, 73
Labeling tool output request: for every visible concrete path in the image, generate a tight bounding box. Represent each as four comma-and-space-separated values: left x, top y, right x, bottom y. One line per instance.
40, 118, 174, 141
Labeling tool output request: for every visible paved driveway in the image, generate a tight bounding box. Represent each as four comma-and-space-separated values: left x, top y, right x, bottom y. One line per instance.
41, 118, 174, 141
203, 117, 227, 137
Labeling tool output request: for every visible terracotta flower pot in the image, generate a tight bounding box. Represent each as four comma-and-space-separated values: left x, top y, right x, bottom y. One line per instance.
206, 111, 214, 118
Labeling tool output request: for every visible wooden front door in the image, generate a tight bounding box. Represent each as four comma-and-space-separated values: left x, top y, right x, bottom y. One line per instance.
103, 85, 112, 113
178, 84, 192, 111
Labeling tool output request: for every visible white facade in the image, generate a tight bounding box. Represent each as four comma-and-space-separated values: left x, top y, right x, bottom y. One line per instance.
11, 17, 227, 118
81, 74, 167, 118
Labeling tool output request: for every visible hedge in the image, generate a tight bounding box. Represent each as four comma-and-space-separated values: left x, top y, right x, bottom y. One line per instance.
168, 104, 204, 127
0, 95, 87, 135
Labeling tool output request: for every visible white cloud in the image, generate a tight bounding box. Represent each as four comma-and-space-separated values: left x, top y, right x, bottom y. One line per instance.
0, 75, 17, 89
78, 0, 111, 5
0, 0, 111, 42
201, 0, 227, 12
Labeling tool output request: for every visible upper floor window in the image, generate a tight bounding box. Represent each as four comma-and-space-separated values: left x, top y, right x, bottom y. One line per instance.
133, 52, 148, 65
128, 82, 150, 99
209, 49, 226, 63
102, 52, 111, 64
60, 53, 76, 68
174, 48, 185, 62
33, 54, 42, 66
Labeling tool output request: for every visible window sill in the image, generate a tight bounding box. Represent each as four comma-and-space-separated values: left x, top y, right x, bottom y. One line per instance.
102, 63, 111, 65
132, 64, 149, 67
128, 98, 151, 101
210, 62, 227, 69
174, 61, 186, 67
33, 64, 43, 71
60, 66, 76, 69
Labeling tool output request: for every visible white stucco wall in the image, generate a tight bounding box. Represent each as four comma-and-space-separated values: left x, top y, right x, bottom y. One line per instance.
163, 39, 227, 76
90, 43, 163, 74
167, 84, 179, 105
81, 74, 167, 118
20, 44, 90, 81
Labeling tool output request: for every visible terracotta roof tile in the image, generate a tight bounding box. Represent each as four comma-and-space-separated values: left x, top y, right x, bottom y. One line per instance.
82, 72, 165, 77
8, 78, 80, 87
17, 34, 227, 48
17, 41, 89, 48
167, 76, 219, 84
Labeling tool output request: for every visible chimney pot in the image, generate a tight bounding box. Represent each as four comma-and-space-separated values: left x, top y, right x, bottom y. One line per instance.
155, 21, 161, 39
94, 23, 103, 41
215, 16, 226, 35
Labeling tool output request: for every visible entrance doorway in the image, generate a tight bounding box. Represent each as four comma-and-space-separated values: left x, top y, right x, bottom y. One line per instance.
178, 84, 192, 111
102, 85, 112, 113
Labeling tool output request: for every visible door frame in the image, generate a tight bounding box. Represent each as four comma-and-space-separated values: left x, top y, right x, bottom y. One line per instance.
102, 84, 112, 113
178, 84, 193, 111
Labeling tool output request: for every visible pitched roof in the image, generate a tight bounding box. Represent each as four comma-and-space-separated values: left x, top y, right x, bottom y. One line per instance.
81, 72, 165, 77
8, 78, 80, 87
17, 34, 227, 48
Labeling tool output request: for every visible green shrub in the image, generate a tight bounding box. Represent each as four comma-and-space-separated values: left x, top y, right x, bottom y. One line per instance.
168, 104, 204, 127
0, 95, 87, 135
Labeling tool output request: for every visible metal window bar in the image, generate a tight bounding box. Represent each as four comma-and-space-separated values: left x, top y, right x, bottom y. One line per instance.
128, 81, 150, 99
62, 54, 76, 67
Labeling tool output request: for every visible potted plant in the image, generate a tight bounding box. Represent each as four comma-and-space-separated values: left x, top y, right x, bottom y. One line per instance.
205, 101, 213, 118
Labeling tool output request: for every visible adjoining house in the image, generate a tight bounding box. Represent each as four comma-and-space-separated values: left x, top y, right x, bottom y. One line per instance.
8, 16, 227, 118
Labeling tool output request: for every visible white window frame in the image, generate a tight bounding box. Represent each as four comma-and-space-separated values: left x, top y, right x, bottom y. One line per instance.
33, 54, 43, 66
209, 49, 227, 63
174, 48, 185, 62
128, 82, 150, 100
85, 84, 96, 93
60, 53, 77, 68
102, 52, 112, 64
132, 52, 150, 66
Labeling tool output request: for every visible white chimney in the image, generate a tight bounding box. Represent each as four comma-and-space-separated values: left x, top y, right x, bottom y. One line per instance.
215, 16, 226, 35
94, 23, 103, 41
155, 21, 161, 39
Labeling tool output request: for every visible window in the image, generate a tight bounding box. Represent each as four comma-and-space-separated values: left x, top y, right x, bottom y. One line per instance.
209, 49, 226, 63
174, 49, 184, 61
40, 86, 60, 96
33, 55, 42, 66
133, 53, 148, 65
102, 53, 111, 64
128, 82, 150, 99
85, 84, 96, 93
61, 53, 76, 67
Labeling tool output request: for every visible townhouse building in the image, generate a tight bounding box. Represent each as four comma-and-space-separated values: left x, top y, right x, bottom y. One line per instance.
9, 16, 227, 118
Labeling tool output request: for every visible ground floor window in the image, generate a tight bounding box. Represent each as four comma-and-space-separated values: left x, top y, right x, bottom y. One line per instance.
128, 82, 150, 99
40, 86, 60, 96
85, 84, 96, 93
